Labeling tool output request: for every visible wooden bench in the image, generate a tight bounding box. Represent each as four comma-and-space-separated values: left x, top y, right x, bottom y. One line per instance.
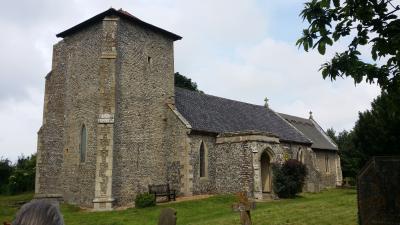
148, 184, 176, 202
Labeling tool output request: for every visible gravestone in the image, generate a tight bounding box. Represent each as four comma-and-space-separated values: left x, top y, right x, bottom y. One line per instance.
158, 208, 177, 225
357, 156, 400, 225
232, 192, 256, 225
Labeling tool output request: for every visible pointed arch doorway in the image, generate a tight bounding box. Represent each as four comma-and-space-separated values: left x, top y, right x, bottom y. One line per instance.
260, 151, 272, 193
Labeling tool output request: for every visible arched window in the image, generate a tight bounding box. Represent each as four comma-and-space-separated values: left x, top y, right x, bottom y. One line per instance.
325, 154, 329, 173
80, 124, 87, 162
297, 148, 304, 163
199, 141, 206, 177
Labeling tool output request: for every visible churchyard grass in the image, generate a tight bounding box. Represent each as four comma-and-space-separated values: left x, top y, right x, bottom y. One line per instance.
0, 188, 357, 225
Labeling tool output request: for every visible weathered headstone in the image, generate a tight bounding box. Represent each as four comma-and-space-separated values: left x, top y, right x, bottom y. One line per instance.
158, 208, 177, 225
357, 156, 400, 225
232, 192, 256, 225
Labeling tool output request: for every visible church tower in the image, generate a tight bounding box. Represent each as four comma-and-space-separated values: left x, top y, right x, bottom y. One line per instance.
35, 8, 181, 210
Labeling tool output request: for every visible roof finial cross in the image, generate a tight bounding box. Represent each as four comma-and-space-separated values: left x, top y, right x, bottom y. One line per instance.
264, 97, 269, 109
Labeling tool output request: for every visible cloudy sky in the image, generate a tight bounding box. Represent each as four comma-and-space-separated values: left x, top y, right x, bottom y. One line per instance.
0, 0, 381, 161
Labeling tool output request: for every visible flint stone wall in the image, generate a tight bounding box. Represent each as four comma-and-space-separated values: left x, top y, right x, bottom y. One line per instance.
112, 18, 175, 206
36, 22, 103, 207
188, 134, 217, 194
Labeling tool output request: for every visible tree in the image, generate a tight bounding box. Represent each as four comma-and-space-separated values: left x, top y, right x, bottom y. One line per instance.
297, 0, 400, 91
0, 158, 13, 193
174, 72, 201, 92
7, 154, 36, 195
326, 128, 337, 142
327, 88, 400, 178
352, 88, 400, 166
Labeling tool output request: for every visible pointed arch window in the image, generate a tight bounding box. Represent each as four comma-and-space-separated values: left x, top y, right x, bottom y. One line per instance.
199, 141, 206, 177
80, 124, 87, 162
297, 148, 304, 163
325, 154, 329, 173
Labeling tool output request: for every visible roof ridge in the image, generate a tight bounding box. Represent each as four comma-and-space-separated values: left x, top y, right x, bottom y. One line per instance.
278, 112, 311, 121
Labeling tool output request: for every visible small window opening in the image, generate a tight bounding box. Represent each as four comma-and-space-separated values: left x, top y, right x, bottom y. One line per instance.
80, 125, 87, 163
199, 142, 206, 177
325, 154, 329, 173
147, 56, 152, 64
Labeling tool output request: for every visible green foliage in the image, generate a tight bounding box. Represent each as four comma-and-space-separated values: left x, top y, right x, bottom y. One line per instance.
0, 154, 36, 195
272, 159, 307, 198
297, 0, 400, 91
0, 158, 13, 194
174, 72, 202, 92
328, 89, 399, 178
353, 88, 400, 166
134, 193, 156, 208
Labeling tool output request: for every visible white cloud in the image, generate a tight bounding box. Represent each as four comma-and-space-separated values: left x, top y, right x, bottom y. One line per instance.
187, 37, 380, 131
0, 89, 42, 161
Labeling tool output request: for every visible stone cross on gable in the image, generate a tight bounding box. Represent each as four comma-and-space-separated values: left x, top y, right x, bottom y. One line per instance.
264, 97, 269, 109
232, 192, 256, 225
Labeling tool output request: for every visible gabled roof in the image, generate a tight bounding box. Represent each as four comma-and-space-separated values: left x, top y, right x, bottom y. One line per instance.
56, 8, 182, 41
279, 113, 338, 151
174, 88, 312, 144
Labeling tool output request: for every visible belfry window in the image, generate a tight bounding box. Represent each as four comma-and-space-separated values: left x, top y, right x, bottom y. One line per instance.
199, 142, 206, 177
80, 125, 87, 163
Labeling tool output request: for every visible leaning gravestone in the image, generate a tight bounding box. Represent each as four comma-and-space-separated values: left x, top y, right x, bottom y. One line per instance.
158, 208, 177, 225
357, 156, 400, 225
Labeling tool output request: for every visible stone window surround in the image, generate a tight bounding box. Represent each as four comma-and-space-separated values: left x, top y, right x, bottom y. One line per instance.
199, 140, 209, 180
79, 123, 88, 163
325, 153, 330, 174
297, 147, 304, 163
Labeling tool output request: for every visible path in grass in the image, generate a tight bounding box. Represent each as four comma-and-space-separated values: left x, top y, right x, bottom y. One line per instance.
1, 188, 357, 225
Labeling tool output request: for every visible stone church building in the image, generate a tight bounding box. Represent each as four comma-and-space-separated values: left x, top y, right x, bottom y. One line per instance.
35, 8, 342, 210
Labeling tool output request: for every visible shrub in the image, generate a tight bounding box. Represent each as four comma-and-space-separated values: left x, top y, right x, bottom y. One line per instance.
0, 158, 13, 194
272, 159, 307, 198
135, 193, 156, 208
0, 154, 36, 195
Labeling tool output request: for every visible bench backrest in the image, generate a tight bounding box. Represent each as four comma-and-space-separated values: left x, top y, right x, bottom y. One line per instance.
149, 184, 170, 194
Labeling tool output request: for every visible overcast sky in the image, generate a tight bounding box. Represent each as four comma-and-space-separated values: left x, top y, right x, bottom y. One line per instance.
0, 0, 381, 161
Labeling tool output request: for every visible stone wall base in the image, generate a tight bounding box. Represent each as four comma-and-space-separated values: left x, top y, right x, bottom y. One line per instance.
93, 198, 115, 211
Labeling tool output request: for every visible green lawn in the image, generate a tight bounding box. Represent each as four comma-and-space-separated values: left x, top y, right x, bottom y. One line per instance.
1, 188, 357, 225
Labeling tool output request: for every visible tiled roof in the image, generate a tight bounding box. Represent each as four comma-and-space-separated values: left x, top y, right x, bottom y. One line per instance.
279, 113, 338, 151
56, 8, 182, 40
174, 88, 312, 144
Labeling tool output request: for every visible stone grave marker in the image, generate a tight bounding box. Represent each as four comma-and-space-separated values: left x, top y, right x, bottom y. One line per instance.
357, 156, 400, 225
158, 208, 177, 225
232, 192, 256, 225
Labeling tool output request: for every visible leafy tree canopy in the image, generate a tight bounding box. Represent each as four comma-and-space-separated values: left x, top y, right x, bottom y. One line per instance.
352, 87, 400, 163
174, 72, 202, 92
297, 0, 400, 91
328, 88, 400, 178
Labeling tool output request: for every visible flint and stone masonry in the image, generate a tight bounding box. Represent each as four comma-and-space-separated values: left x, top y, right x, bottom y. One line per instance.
35, 8, 342, 210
